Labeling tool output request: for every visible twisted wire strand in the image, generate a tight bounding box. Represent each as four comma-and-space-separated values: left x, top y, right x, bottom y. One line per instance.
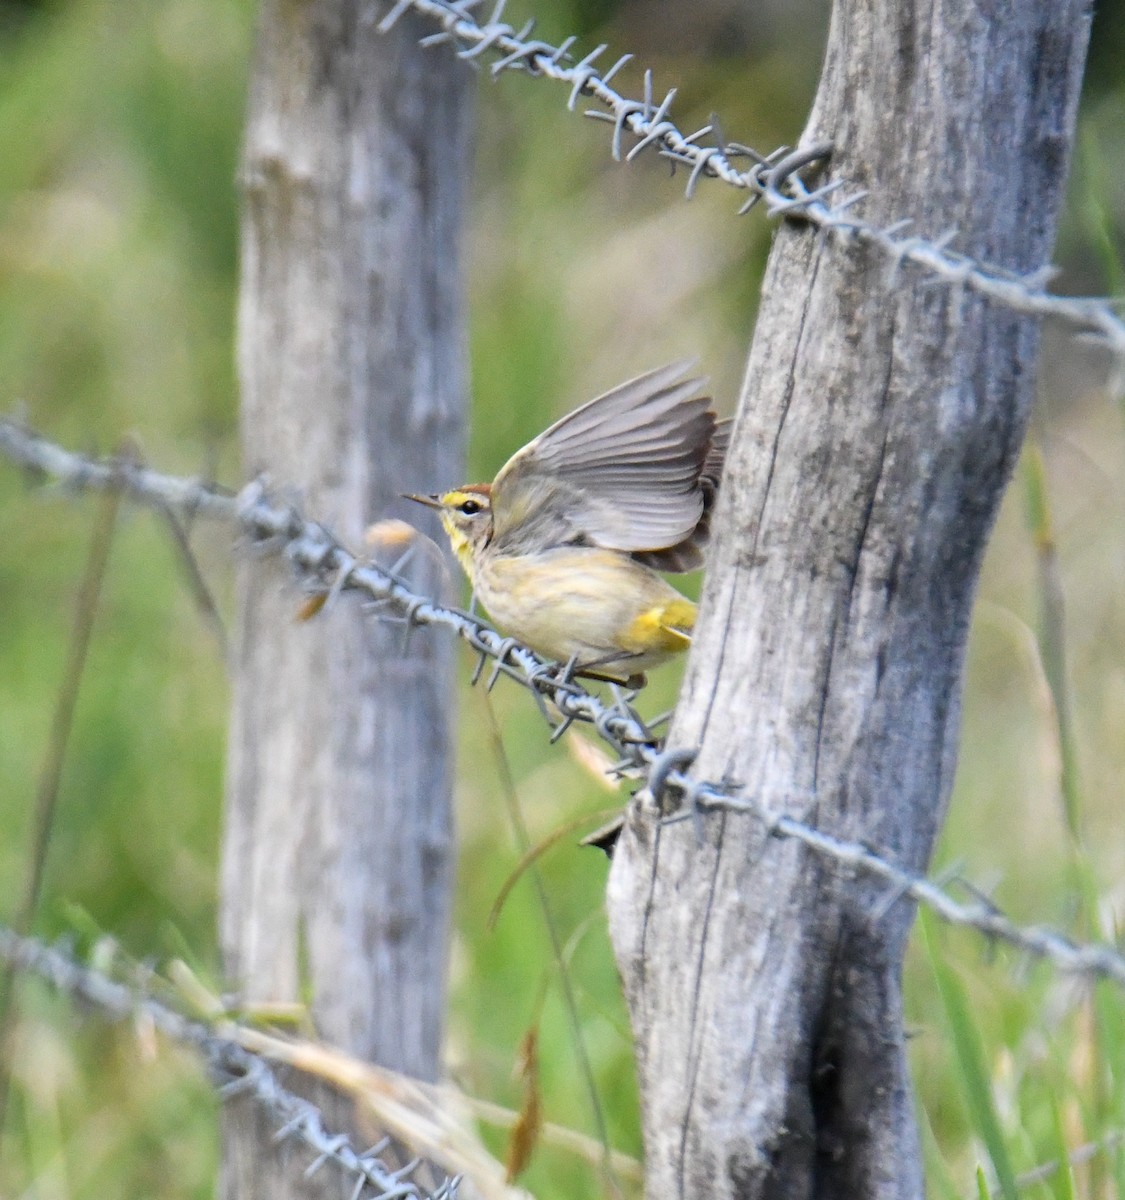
0, 926, 459, 1200
4, 419, 1125, 991
374, 0, 1125, 363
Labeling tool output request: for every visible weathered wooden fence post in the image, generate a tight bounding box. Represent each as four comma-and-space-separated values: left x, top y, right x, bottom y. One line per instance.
608, 2, 1092, 1195
221, 3, 472, 1194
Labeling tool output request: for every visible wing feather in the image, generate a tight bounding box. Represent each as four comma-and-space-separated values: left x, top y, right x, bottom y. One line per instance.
632, 416, 734, 572
491, 362, 718, 554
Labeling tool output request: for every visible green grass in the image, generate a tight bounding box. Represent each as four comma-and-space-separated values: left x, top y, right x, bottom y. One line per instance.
1, 1, 1125, 1197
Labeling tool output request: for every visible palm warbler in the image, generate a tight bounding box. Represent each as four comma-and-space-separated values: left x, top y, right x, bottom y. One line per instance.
406, 361, 730, 687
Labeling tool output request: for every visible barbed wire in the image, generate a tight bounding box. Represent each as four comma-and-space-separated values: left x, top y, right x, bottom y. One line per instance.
5, 419, 1125, 994
373, 0, 1125, 366
0, 926, 459, 1200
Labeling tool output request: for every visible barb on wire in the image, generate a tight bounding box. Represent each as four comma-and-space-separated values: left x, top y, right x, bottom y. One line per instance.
375, 0, 1125, 361
0, 927, 458, 1200
5, 419, 1125, 995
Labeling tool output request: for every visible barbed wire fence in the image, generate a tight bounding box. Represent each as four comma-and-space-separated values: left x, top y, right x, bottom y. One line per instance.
0, 927, 461, 1200
1, 921, 1120, 1200
4, 418, 1125, 994
375, 0, 1125, 374
2, 1, 1124, 1195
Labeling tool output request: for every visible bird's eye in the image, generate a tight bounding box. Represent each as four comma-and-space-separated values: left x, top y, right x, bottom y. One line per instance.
459, 499, 482, 515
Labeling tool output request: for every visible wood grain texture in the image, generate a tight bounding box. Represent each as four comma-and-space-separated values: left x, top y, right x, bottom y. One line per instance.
221, 3, 472, 1195
607, 2, 1092, 1197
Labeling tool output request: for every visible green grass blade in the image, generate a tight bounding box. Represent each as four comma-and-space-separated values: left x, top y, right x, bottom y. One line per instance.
1078, 123, 1125, 299
922, 912, 1019, 1200
976, 1165, 991, 1200
1045, 1089, 1076, 1200
920, 1101, 961, 1200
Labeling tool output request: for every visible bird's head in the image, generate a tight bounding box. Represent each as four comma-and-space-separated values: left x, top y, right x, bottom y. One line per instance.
404, 485, 493, 571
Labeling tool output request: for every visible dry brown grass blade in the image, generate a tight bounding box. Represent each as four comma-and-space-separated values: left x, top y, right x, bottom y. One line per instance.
225, 1024, 644, 1190
364, 518, 421, 551
295, 591, 329, 621
565, 735, 627, 793
461, 1095, 643, 1185
153, 501, 230, 667
0, 482, 122, 1139
479, 693, 623, 1197
232, 1025, 529, 1200
505, 1026, 543, 1183
487, 805, 624, 931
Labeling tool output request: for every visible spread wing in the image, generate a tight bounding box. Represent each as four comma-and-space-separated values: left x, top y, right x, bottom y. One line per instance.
632, 416, 732, 572
490, 362, 716, 554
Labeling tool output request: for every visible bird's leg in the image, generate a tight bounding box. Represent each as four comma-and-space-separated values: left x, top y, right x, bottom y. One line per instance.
570, 649, 647, 691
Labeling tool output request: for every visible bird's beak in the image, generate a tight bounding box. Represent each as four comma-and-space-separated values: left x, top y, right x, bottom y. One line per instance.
402, 493, 443, 510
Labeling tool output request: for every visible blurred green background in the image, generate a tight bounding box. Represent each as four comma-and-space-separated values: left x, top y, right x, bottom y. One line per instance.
1, 0, 1125, 1196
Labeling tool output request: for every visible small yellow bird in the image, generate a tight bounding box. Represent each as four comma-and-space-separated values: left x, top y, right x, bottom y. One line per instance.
406, 362, 730, 687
